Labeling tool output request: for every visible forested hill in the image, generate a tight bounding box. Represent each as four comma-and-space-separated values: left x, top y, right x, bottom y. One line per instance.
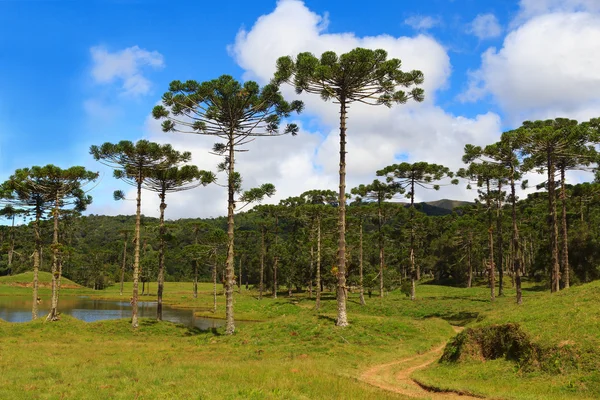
414, 199, 472, 216
0, 199, 467, 288
2, 187, 599, 294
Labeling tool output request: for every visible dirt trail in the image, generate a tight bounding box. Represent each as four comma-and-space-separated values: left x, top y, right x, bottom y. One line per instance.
360, 327, 482, 399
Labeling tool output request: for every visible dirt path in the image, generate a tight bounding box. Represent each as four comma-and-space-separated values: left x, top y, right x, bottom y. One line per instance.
360, 327, 482, 399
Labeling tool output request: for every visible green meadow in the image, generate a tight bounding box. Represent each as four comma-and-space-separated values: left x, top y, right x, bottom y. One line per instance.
0, 273, 598, 399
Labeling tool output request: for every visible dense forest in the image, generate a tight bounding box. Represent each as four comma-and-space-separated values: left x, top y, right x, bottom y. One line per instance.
2, 178, 600, 296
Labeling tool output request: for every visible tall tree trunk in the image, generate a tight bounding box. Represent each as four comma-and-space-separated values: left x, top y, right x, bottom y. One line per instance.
548, 152, 560, 293
309, 231, 314, 299
156, 191, 166, 321
560, 167, 570, 289
336, 99, 349, 327
131, 176, 142, 329
410, 180, 416, 301
511, 168, 523, 305
238, 256, 242, 294
259, 226, 265, 300
378, 198, 384, 298
7, 214, 14, 275
273, 215, 279, 299
193, 227, 198, 299
120, 234, 127, 296
32, 205, 41, 320
487, 180, 495, 302
496, 181, 504, 296
467, 231, 473, 288
359, 220, 366, 306
212, 251, 217, 313
315, 217, 321, 310
225, 138, 236, 335
46, 192, 61, 322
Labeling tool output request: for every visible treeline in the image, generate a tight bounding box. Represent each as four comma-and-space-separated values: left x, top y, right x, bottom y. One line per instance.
2, 179, 600, 295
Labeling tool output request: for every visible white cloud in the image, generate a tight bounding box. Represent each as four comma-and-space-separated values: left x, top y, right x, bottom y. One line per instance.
468, 14, 502, 39
462, 12, 600, 123
229, 0, 451, 101
90, 45, 164, 96
514, 0, 600, 24
404, 15, 441, 30
105, 0, 500, 219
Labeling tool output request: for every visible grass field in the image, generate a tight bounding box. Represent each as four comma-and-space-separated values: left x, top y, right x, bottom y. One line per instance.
0, 274, 598, 399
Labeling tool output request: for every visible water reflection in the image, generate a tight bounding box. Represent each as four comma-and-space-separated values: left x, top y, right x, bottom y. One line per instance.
0, 296, 223, 330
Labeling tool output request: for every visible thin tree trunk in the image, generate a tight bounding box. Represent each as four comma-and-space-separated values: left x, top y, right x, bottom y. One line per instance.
548, 153, 560, 293
511, 168, 522, 305
359, 220, 366, 306
7, 214, 14, 275
487, 180, 495, 302
131, 176, 142, 329
273, 215, 279, 299
315, 217, 321, 310
259, 226, 265, 300
497, 181, 504, 296
193, 226, 199, 298
410, 180, 416, 301
309, 230, 314, 299
336, 99, 349, 327
46, 192, 61, 322
156, 191, 166, 321
120, 233, 127, 296
238, 256, 242, 294
560, 167, 570, 289
378, 198, 384, 298
225, 137, 236, 335
32, 206, 41, 320
467, 231, 473, 288
212, 251, 217, 313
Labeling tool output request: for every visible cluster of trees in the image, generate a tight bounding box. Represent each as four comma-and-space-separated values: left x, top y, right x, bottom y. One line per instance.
2, 47, 600, 336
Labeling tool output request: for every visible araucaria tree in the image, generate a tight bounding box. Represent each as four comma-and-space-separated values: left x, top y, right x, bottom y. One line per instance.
463, 133, 527, 304
153, 75, 302, 335
90, 140, 182, 328
0, 205, 23, 276
351, 180, 399, 298
275, 48, 424, 326
38, 165, 98, 321
2, 169, 51, 319
377, 162, 457, 300
458, 158, 505, 302
520, 119, 596, 292
298, 189, 337, 309
139, 164, 214, 321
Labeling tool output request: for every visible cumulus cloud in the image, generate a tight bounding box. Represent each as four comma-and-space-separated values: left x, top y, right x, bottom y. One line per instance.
115, 0, 500, 219
404, 15, 441, 30
467, 14, 502, 39
462, 12, 600, 123
514, 0, 600, 24
90, 45, 164, 96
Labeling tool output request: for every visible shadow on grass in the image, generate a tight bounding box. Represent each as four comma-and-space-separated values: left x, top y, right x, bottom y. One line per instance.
422, 311, 480, 326
139, 318, 222, 336
317, 315, 337, 323
523, 285, 548, 292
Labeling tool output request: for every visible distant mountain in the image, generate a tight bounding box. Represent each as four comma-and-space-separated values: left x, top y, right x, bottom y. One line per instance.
395, 199, 473, 216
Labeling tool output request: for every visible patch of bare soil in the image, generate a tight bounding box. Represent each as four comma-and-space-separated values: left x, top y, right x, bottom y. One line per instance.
360, 327, 484, 399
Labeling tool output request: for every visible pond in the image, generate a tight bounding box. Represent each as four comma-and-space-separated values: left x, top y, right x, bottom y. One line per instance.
0, 296, 224, 330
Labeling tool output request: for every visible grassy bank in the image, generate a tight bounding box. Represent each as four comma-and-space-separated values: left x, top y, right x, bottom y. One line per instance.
413, 281, 600, 400
1, 274, 598, 399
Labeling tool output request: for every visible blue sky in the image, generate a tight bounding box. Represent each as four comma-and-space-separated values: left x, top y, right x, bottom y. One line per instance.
1, 0, 599, 219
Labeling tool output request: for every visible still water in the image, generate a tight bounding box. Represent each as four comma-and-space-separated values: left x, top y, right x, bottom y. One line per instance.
0, 296, 224, 330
